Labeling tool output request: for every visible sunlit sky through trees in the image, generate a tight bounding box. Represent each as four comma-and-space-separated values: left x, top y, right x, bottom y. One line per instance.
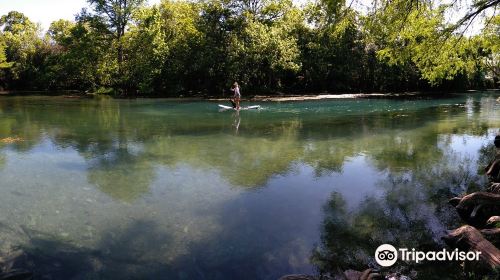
0, 0, 161, 31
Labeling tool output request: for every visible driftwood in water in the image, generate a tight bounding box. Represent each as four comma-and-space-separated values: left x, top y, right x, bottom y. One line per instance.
449, 192, 500, 227
443, 225, 500, 269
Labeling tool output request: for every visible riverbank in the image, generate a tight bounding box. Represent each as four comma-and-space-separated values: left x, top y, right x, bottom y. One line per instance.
222, 89, 500, 102
3, 90, 498, 101
219, 92, 425, 101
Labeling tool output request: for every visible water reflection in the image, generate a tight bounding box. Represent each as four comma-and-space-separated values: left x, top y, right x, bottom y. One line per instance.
88, 145, 155, 202
233, 110, 241, 134
312, 132, 496, 279
0, 93, 500, 279
1, 97, 499, 185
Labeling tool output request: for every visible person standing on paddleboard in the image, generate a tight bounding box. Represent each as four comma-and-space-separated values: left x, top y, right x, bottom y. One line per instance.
231, 82, 241, 110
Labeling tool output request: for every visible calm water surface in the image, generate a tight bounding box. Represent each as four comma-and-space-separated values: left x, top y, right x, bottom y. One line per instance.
0, 93, 500, 279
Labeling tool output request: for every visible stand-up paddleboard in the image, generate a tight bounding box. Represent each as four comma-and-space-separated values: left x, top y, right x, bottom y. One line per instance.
218, 104, 261, 110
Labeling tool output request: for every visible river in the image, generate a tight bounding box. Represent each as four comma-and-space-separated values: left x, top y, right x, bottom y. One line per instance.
0, 93, 499, 279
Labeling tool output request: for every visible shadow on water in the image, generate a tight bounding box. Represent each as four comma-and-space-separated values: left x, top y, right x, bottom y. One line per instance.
1, 220, 178, 279
1, 213, 312, 279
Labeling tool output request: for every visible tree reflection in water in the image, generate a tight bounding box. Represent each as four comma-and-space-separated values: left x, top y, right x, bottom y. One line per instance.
311, 140, 497, 279
1, 95, 500, 279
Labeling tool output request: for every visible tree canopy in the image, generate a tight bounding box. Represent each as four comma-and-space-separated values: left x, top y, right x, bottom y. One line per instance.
0, 0, 498, 94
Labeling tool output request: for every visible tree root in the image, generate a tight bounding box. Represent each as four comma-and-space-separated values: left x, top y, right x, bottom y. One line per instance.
443, 225, 500, 269
486, 216, 500, 227
486, 183, 500, 194
449, 192, 500, 227
345, 268, 382, 280
480, 228, 500, 246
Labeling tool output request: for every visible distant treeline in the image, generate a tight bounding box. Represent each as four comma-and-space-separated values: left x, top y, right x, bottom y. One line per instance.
0, 0, 498, 96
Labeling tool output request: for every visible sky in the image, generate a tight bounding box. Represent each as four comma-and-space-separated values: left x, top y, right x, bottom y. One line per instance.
0, 0, 161, 31
0, 0, 89, 30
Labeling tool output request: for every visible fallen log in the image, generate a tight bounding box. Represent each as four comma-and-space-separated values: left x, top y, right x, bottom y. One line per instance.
449, 192, 500, 227
443, 225, 500, 269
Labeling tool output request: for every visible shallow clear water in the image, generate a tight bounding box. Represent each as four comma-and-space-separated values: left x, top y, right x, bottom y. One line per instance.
0, 93, 499, 279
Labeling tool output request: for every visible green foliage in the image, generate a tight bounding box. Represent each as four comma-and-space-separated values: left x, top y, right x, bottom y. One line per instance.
0, 37, 12, 69
370, 5, 484, 85
228, 13, 301, 90
480, 15, 500, 86
124, 0, 202, 93
48, 19, 75, 44
0, 0, 498, 94
87, 0, 146, 39
45, 20, 113, 90
0, 11, 47, 89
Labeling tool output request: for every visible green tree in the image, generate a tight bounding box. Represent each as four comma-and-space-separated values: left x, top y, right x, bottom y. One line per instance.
480, 15, 500, 87
0, 36, 12, 89
85, 0, 146, 89
383, 7, 483, 84
229, 12, 301, 91
48, 19, 75, 45
125, 0, 202, 94
0, 0, 497, 94
300, 2, 373, 92
0, 43, 9, 67
0, 11, 45, 89
195, 0, 239, 94
45, 18, 112, 90
364, 0, 498, 87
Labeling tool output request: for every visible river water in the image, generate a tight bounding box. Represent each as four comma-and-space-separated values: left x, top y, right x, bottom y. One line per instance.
0, 93, 499, 279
